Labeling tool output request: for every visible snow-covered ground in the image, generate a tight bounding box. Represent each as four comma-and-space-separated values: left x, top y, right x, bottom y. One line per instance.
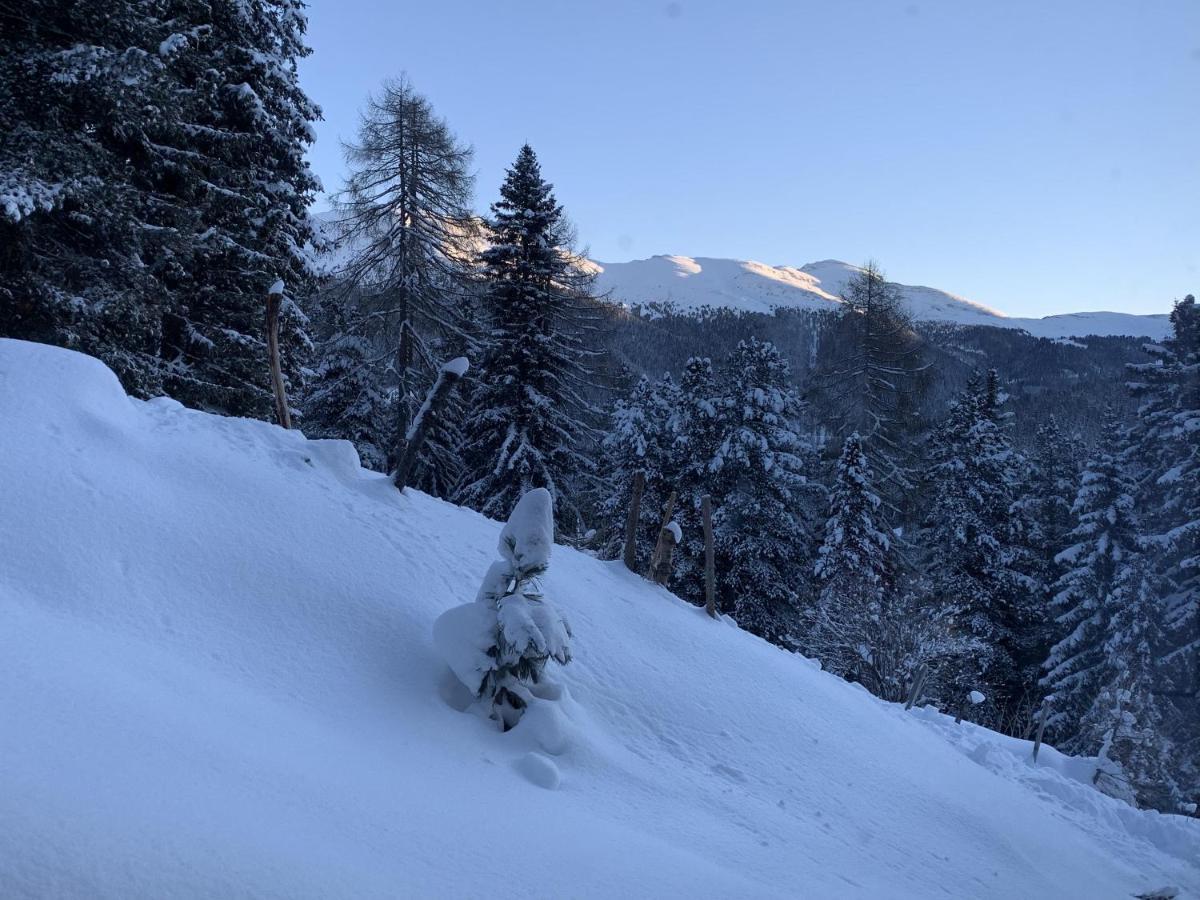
589, 255, 1172, 339
2, 337, 1195, 899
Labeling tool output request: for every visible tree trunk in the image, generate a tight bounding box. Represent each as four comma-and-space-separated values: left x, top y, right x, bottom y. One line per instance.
701, 494, 716, 617
904, 664, 929, 710
393, 357, 468, 491
622, 470, 646, 572
265, 287, 291, 429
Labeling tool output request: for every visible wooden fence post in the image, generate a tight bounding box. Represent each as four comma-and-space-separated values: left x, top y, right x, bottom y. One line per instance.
393, 357, 468, 491
265, 282, 291, 429
622, 471, 646, 572
646, 490, 677, 579
1032, 701, 1050, 763
701, 494, 716, 617
904, 665, 929, 711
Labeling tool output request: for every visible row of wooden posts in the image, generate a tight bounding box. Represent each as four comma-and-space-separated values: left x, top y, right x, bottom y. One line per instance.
622, 471, 718, 618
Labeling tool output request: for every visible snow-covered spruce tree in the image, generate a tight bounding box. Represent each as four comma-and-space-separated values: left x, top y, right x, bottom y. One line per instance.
1078, 555, 1176, 809
156, 0, 322, 417
805, 433, 895, 685
433, 489, 571, 731
594, 373, 680, 568
303, 297, 391, 471
1, 0, 321, 415
666, 356, 730, 598
712, 339, 822, 643
456, 145, 598, 535
0, 0, 178, 395
1006, 415, 1080, 717
1041, 409, 1144, 750
333, 76, 479, 471
805, 436, 971, 705
1127, 294, 1200, 796
810, 261, 927, 522
922, 371, 1040, 721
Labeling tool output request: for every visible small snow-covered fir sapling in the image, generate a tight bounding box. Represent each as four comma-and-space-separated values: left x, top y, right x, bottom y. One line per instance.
433, 488, 572, 731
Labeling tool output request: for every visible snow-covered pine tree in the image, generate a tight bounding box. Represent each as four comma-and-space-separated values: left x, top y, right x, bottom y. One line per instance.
923, 371, 1039, 721
432, 488, 571, 731
0, 0, 178, 395
303, 297, 391, 471
1077, 554, 1177, 809
805, 433, 895, 685
1006, 415, 1080, 717
712, 338, 821, 643
333, 76, 479, 465
1041, 409, 1143, 750
810, 261, 927, 523
666, 356, 730, 598
1, 0, 321, 416
1127, 294, 1200, 797
594, 373, 679, 568
456, 145, 598, 535
157, 0, 322, 417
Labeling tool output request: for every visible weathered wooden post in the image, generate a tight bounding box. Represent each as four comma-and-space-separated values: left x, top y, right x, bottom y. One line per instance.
622, 470, 646, 572
646, 490, 677, 580
265, 280, 291, 429
1031, 700, 1050, 762
701, 494, 716, 617
955, 689, 986, 725
650, 520, 680, 586
393, 356, 469, 491
904, 664, 929, 711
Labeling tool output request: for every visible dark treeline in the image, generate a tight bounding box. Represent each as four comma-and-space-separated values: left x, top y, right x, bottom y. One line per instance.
2, 11, 1195, 817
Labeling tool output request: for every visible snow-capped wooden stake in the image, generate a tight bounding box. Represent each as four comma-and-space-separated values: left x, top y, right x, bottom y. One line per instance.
622, 470, 646, 572
646, 490, 677, 582
393, 356, 469, 491
904, 664, 929, 711
1032, 701, 1050, 763
265, 281, 291, 429
701, 494, 716, 618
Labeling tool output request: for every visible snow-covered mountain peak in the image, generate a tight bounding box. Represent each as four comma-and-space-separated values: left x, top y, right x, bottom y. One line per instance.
590, 253, 1171, 340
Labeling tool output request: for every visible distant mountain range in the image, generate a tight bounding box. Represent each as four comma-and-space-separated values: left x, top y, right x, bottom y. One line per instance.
586, 255, 1171, 340
310, 213, 1170, 340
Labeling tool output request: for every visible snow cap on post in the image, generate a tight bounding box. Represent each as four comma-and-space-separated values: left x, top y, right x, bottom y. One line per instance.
442, 356, 469, 378
500, 488, 554, 576
268, 278, 285, 296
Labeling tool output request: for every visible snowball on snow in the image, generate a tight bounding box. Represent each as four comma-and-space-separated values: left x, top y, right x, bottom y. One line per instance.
499, 488, 553, 573
441, 356, 469, 377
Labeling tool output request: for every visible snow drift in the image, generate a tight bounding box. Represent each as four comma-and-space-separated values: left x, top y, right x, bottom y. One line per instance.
589, 254, 1172, 340
0, 338, 1196, 898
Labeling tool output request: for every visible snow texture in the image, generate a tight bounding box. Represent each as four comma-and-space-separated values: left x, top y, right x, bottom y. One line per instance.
0, 337, 1196, 899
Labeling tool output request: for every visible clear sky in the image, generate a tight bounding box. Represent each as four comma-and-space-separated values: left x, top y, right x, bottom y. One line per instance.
299, 0, 1199, 317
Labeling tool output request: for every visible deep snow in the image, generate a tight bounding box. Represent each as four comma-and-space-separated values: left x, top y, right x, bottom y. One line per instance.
589, 254, 1172, 340
1, 338, 1196, 898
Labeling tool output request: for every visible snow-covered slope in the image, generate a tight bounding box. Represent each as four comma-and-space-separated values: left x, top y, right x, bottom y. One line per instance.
6, 339, 1192, 898
590, 255, 1171, 340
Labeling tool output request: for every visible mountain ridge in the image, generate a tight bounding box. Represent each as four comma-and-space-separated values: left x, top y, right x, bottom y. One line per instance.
588, 254, 1171, 340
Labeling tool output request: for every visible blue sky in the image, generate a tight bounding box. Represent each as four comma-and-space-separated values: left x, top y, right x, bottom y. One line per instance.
299, 0, 1198, 317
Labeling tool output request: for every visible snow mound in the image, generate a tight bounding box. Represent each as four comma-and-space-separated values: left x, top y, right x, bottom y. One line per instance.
591, 254, 1171, 339
1, 337, 1197, 898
